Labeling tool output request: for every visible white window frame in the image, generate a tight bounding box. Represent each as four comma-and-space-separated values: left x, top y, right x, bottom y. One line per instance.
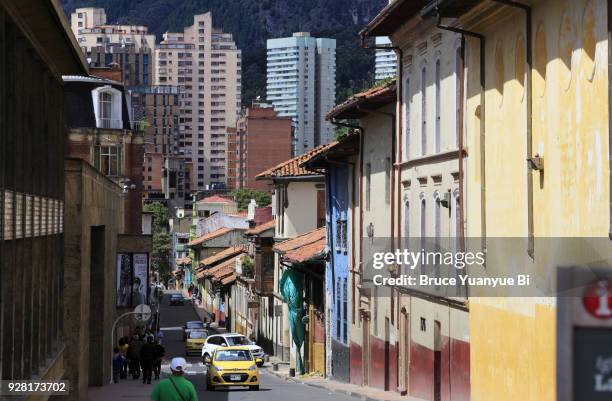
92, 86, 123, 129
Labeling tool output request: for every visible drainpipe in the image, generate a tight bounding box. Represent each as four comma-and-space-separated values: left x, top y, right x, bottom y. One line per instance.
359, 33, 404, 249
330, 119, 363, 325
435, 16, 486, 254
490, 0, 534, 255
607, 0, 612, 240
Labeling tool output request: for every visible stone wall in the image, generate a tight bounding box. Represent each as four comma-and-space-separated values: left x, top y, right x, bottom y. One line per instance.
63, 159, 122, 400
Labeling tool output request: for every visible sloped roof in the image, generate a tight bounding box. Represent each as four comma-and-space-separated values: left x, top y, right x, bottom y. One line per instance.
196, 255, 239, 280
188, 227, 242, 247
327, 80, 397, 120
221, 274, 237, 285
274, 227, 327, 264
245, 220, 275, 235
199, 195, 236, 204
255, 143, 335, 180
176, 257, 192, 266
199, 245, 247, 269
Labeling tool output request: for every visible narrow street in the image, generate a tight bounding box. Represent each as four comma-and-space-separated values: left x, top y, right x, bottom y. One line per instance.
158, 290, 358, 401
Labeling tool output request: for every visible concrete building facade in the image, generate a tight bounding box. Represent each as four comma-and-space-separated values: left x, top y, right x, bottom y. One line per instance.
130, 85, 188, 207
266, 32, 336, 155
70, 7, 155, 87
153, 13, 242, 190
226, 103, 293, 191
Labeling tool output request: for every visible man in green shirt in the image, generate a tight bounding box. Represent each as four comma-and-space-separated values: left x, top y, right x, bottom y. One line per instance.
151, 357, 198, 401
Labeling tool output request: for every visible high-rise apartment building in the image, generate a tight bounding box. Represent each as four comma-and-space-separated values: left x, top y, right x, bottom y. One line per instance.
266, 32, 336, 155
153, 13, 241, 190
70, 8, 155, 87
374, 36, 397, 81
130, 86, 189, 207
226, 102, 293, 191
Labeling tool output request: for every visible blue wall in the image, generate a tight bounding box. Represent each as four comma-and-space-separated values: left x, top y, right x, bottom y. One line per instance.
326, 164, 350, 382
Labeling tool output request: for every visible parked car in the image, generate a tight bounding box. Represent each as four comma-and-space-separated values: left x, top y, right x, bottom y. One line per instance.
205, 347, 262, 391
183, 320, 206, 341
169, 294, 184, 306
186, 330, 209, 356
201, 333, 265, 366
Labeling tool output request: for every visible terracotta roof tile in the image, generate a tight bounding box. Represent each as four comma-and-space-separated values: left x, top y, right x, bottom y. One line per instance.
198, 195, 235, 204
198, 245, 247, 268
273, 227, 327, 264
255, 143, 335, 180
221, 273, 237, 285
245, 220, 275, 235
188, 227, 240, 247
283, 238, 326, 264
196, 255, 239, 280
176, 257, 192, 266
326, 80, 396, 120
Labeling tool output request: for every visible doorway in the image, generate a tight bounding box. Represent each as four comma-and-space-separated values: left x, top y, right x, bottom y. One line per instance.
434, 320, 441, 401
362, 312, 370, 386
399, 307, 410, 394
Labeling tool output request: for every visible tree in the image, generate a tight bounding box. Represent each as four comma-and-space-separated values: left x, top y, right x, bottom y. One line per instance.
230, 189, 271, 211
143, 202, 172, 280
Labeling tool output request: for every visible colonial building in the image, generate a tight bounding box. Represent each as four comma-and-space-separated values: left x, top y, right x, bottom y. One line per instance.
63, 75, 144, 234
255, 144, 331, 362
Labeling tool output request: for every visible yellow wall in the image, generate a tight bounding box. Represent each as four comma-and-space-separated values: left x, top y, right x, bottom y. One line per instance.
464, 0, 610, 400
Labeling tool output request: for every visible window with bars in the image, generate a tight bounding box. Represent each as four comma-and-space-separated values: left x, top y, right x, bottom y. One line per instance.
342, 277, 348, 343
336, 278, 341, 339
421, 66, 427, 156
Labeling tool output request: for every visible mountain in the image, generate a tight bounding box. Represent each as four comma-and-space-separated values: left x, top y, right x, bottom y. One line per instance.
59, 0, 387, 105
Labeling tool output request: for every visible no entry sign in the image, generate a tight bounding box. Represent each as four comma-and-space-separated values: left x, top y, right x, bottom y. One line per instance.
583, 279, 612, 319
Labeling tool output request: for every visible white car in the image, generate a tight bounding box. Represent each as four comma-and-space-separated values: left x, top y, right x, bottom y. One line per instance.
201, 333, 265, 366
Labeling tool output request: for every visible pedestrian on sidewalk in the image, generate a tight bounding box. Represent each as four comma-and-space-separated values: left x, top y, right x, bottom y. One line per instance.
140, 336, 158, 384
112, 347, 125, 384
118, 337, 129, 379
127, 335, 143, 379
150, 357, 198, 401
154, 339, 165, 380
156, 329, 164, 345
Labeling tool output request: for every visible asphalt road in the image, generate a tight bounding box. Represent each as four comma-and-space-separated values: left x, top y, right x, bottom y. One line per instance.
157, 290, 357, 401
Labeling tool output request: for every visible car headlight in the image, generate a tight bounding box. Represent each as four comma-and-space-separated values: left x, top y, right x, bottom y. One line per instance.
248, 364, 257, 371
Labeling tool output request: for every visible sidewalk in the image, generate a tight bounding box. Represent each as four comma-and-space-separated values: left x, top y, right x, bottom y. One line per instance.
89, 377, 156, 401
263, 358, 425, 401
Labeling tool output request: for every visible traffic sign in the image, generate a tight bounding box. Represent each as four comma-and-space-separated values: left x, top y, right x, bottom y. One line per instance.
133, 304, 152, 322
583, 279, 612, 319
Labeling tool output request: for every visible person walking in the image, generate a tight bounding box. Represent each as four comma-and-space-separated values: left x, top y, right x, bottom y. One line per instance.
112, 347, 125, 384
154, 339, 165, 380
118, 337, 129, 379
156, 329, 164, 345
150, 357, 198, 401
127, 335, 143, 379
140, 336, 158, 384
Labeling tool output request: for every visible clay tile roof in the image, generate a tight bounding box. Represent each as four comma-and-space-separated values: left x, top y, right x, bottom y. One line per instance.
188, 227, 237, 247
197, 255, 239, 280
176, 257, 192, 266
198, 195, 235, 204
199, 245, 247, 268
273, 227, 327, 264
283, 238, 327, 264
221, 273, 237, 285
326, 80, 396, 120
245, 220, 275, 235
255, 143, 335, 180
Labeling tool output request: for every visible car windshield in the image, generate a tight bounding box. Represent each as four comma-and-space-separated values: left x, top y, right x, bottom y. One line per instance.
187, 322, 204, 329
190, 331, 207, 339
226, 336, 251, 346
214, 350, 252, 362
171, 295, 182, 299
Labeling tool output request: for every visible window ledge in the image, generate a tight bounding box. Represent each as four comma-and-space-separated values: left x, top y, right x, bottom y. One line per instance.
397, 148, 468, 168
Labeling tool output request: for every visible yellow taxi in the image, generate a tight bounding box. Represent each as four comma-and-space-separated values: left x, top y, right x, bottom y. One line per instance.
205, 346, 263, 391
185, 330, 208, 356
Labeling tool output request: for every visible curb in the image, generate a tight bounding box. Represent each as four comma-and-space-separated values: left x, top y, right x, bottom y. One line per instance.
262, 368, 397, 401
